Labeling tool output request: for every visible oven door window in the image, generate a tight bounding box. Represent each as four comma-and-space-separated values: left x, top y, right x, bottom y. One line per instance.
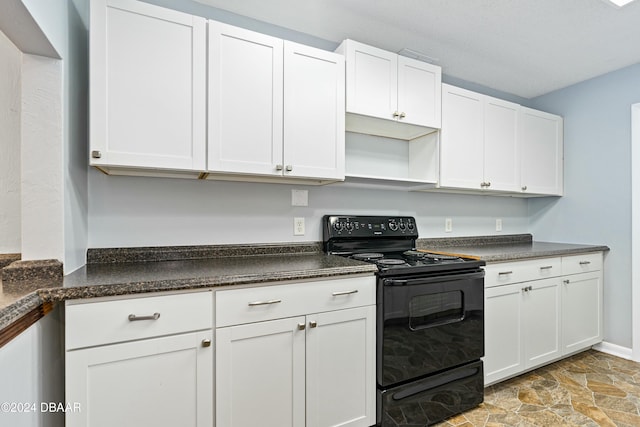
409, 291, 464, 330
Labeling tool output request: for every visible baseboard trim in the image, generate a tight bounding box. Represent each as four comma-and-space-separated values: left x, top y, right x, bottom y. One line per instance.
592, 341, 633, 360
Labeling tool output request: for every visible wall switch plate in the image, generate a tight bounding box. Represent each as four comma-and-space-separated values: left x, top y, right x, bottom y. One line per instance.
496, 218, 503, 232
294, 217, 305, 235
291, 189, 308, 206
445, 218, 453, 233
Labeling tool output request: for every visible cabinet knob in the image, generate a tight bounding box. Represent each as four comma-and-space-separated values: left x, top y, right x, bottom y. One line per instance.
285, 165, 293, 172
298, 323, 306, 330
275, 164, 283, 171
201, 339, 212, 348
399, 112, 406, 119
91, 150, 102, 159
522, 186, 528, 191
309, 321, 317, 328
392, 111, 400, 118
522, 285, 533, 292
486, 181, 491, 187
563, 279, 570, 284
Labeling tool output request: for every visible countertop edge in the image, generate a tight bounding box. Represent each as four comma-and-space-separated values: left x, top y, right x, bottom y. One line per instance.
481, 245, 610, 263
39, 265, 378, 304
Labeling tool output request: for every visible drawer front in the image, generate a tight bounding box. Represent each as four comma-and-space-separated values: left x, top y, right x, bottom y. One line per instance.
562, 252, 603, 275
66, 291, 213, 350
484, 257, 561, 288
215, 276, 376, 327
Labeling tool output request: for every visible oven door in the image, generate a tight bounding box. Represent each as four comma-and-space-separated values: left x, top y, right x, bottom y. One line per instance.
377, 270, 484, 388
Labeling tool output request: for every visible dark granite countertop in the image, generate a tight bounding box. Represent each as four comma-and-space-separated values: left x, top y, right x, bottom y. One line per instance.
416, 234, 609, 262
0, 235, 609, 336
0, 245, 376, 333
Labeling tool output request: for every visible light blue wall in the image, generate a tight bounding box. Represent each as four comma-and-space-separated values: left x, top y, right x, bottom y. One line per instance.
89, 171, 529, 247
529, 63, 640, 349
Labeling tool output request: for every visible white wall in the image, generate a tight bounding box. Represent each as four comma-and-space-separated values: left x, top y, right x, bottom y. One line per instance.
17, 0, 89, 273
21, 54, 64, 263
0, 30, 22, 254
530, 62, 640, 350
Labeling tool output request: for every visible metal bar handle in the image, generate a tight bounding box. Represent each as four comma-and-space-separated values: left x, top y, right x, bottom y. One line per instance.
248, 299, 282, 307
332, 290, 358, 296
498, 271, 513, 275
128, 313, 160, 321
579, 261, 591, 265
384, 270, 485, 287
540, 266, 554, 270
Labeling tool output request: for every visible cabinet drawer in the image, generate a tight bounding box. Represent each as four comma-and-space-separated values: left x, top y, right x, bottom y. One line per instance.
66, 291, 213, 350
216, 276, 375, 327
562, 253, 602, 275
484, 257, 561, 288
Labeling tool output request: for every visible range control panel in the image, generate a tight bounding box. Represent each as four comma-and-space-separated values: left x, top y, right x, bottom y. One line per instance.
323, 215, 419, 239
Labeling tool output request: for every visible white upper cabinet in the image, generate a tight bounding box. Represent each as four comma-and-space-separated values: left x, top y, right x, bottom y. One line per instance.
208, 22, 284, 177
440, 84, 519, 192
209, 22, 345, 182
90, 0, 206, 173
336, 39, 441, 140
484, 97, 520, 192
283, 42, 345, 180
520, 107, 564, 196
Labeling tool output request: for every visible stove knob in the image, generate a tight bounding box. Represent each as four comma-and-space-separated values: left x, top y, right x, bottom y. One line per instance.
407, 221, 415, 231
333, 221, 343, 231
398, 220, 406, 231
388, 221, 398, 231
345, 222, 354, 232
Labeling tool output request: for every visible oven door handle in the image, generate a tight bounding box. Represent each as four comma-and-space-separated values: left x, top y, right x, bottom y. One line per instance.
391, 366, 481, 401
383, 271, 484, 286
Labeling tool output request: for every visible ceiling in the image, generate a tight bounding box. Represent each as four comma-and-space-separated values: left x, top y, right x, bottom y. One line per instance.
195, 0, 640, 99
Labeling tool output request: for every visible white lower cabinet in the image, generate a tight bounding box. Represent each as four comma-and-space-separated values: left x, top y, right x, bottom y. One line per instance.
215, 276, 376, 427
484, 253, 603, 385
65, 292, 213, 427
521, 278, 561, 368
484, 277, 561, 385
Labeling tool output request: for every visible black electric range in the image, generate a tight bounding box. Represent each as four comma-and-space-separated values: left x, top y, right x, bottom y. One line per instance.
323, 215, 486, 427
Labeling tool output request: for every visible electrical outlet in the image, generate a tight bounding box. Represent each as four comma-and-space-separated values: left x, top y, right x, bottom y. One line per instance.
496, 218, 503, 232
294, 217, 305, 236
291, 189, 308, 206
445, 218, 453, 233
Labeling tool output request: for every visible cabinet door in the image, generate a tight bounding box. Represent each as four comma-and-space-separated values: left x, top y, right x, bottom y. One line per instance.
90, 0, 206, 170
484, 283, 523, 385
66, 331, 213, 427
519, 107, 563, 195
216, 317, 306, 427
343, 40, 398, 121
522, 278, 561, 368
484, 97, 520, 192
440, 84, 484, 189
283, 42, 345, 180
562, 271, 603, 354
306, 306, 376, 427
397, 56, 442, 128
208, 21, 284, 176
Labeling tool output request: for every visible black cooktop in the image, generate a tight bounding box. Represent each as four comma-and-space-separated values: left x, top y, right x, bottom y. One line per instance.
323, 215, 485, 276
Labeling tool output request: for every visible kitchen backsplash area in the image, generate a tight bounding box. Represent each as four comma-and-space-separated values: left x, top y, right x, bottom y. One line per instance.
88, 168, 529, 248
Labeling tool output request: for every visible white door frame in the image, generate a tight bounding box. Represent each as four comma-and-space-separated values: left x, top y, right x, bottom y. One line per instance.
631, 103, 640, 362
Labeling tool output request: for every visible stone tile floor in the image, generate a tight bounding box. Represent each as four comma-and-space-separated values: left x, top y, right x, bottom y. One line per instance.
435, 350, 640, 426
